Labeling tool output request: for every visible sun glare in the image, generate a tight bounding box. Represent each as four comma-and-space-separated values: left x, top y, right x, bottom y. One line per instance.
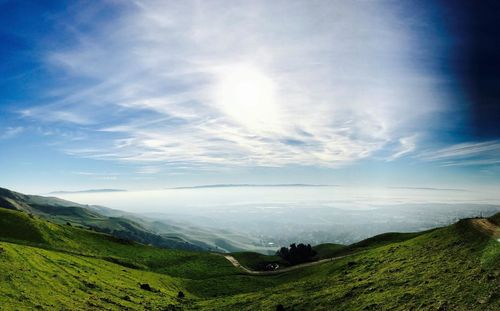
213, 63, 280, 131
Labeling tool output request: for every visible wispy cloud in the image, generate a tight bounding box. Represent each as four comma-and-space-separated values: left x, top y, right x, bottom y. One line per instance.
20, 106, 94, 125
418, 140, 500, 166
22, 1, 449, 169
386, 135, 418, 161
171, 183, 336, 190
136, 166, 163, 174
71, 171, 120, 180
72, 171, 120, 176
0, 127, 24, 139
388, 186, 468, 192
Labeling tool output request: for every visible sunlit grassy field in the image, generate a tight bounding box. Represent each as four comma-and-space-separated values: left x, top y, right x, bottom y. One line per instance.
1, 207, 498, 310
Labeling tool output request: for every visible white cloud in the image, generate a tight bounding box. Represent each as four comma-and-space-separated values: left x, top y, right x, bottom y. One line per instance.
387, 135, 418, 161
24, 1, 449, 168
72, 171, 120, 176
136, 166, 163, 174
418, 140, 500, 166
21, 108, 92, 125
0, 127, 24, 139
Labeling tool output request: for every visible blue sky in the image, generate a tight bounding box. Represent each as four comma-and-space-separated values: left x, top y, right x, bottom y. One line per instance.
1, 0, 499, 194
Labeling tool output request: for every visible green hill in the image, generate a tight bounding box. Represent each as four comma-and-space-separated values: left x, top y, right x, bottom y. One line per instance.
202, 216, 500, 310
0, 187, 270, 253
0, 197, 499, 309
0, 208, 237, 279
0, 187, 205, 250
231, 232, 434, 271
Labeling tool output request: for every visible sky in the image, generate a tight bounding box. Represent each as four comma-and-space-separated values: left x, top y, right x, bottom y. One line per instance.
1, 0, 499, 194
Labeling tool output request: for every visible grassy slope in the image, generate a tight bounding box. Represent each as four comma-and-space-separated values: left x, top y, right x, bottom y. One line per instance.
0, 208, 237, 279
0, 187, 205, 251
200, 218, 500, 310
0, 242, 185, 310
1, 207, 499, 310
0, 208, 284, 309
232, 232, 429, 270
232, 243, 348, 271
0, 187, 272, 253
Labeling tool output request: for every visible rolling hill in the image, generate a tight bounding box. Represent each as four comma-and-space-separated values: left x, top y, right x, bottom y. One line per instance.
1, 196, 499, 310
0, 187, 273, 253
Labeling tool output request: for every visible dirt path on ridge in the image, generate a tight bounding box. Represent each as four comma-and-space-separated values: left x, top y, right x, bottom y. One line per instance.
471, 218, 500, 239
222, 254, 350, 276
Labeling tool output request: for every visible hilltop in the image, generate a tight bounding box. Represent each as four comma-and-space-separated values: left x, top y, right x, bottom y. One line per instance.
0, 189, 499, 310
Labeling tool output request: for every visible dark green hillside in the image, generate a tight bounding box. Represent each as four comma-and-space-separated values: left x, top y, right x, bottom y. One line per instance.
231, 232, 431, 271
313, 243, 345, 258
489, 212, 500, 225
0, 187, 204, 251
231, 251, 289, 270
200, 216, 500, 310
0, 187, 90, 212
0, 208, 46, 243
0, 208, 237, 279
0, 187, 271, 253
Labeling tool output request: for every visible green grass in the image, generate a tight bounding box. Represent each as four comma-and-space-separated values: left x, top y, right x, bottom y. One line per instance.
231, 243, 348, 271
0, 208, 237, 279
1, 206, 499, 310
313, 243, 345, 258
0, 187, 206, 251
0, 242, 186, 310
0, 208, 46, 243
198, 221, 500, 310
230, 232, 430, 271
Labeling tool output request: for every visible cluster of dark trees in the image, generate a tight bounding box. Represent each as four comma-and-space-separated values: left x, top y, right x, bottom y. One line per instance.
276, 243, 317, 264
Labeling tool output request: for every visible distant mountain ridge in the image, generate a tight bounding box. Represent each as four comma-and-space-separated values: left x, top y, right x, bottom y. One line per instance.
171, 183, 336, 189
48, 189, 127, 195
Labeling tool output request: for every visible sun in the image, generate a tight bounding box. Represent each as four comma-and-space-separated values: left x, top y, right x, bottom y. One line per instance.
213, 63, 280, 131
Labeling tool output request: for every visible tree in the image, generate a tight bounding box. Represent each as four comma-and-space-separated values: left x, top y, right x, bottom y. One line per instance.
276, 243, 317, 264
277, 246, 289, 259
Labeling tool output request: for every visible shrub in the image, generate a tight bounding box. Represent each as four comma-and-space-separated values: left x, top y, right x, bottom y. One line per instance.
140, 283, 153, 291
276, 243, 317, 264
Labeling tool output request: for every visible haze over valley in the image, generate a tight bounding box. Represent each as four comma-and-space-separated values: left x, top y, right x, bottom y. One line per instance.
54, 185, 500, 252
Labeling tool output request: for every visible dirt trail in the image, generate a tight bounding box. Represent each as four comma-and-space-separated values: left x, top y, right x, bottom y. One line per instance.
471, 218, 500, 239
222, 254, 349, 275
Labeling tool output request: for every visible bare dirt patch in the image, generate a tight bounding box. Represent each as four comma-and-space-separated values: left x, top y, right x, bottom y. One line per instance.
471, 219, 500, 238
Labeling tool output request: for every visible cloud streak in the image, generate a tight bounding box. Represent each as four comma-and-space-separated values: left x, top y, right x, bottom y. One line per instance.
0, 127, 24, 139
22, 1, 451, 169
386, 135, 418, 161
418, 141, 500, 167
